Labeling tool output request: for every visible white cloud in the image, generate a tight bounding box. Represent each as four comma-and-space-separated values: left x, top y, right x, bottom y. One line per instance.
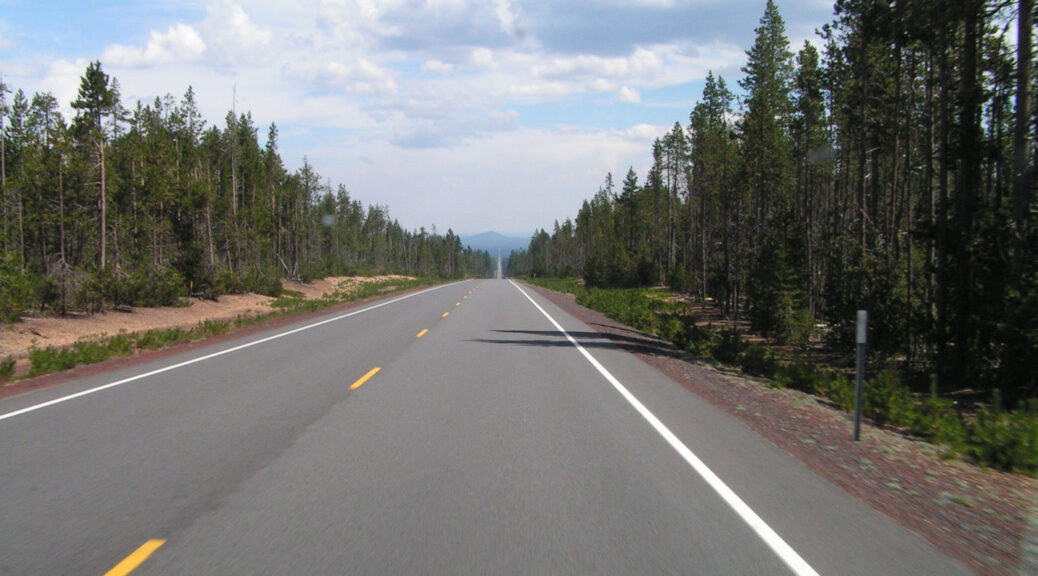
103, 24, 205, 68
319, 124, 664, 234
620, 123, 668, 141
201, 0, 273, 65
470, 47, 495, 68
617, 85, 641, 103
421, 59, 455, 73
532, 48, 663, 83
0, 32, 13, 50
317, 0, 402, 44
284, 55, 397, 94
40, 58, 92, 118
493, 0, 517, 32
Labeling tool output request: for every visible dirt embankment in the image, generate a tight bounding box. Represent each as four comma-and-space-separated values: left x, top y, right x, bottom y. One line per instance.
0, 275, 410, 376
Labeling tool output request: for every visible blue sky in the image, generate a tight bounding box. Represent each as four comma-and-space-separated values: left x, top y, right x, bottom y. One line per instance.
1, 0, 835, 236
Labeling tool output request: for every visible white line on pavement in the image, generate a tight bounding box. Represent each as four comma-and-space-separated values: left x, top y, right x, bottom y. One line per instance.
510, 280, 820, 576
0, 283, 457, 423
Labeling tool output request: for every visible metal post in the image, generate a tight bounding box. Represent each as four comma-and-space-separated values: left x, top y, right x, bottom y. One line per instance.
854, 310, 867, 441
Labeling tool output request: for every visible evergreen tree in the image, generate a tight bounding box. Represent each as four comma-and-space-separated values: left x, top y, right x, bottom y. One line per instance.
71, 61, 118, 270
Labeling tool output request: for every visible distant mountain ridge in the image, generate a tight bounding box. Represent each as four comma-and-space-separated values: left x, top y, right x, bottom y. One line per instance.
460, 231, 530, 255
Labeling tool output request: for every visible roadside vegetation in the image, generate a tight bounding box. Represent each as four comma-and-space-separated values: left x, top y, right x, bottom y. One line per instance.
525, 277, 1038, 476
9, 276, 434, 381
510, 1, 1037, 475
0, 62, 492, 323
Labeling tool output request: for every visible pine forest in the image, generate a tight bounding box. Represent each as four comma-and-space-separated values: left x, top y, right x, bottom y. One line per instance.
0, 62, 493, 321
508, 0, 1038, 408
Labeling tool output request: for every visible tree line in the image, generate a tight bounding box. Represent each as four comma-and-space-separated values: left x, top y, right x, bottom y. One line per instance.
509, 0, 1037, 405
0, 61, 492, 318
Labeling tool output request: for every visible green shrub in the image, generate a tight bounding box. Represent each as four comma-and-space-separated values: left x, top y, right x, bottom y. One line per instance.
0, 255, 32, 322
964, 394, 1038, 474
27, 333, 138, 376
865, 366, 919, 428
712, 329, 744, 365
0, 356, 15, 379
135, 327, 188, 350
913, 384, 966, 448
818, 372, 855, 412
741, 342, 777, 378
786, 306, 815, 355
191, 319, 230, 339
776, 361, 825, 394
71, 340, 114, 365
29, 346, 79, 375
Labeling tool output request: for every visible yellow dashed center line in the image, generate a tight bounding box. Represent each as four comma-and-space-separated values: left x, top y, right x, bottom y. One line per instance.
416, 329, 429, 338
104, 539, 165, 576
442, 312, 450, 318
350, 367, 382, 390
456, 302, 461, 307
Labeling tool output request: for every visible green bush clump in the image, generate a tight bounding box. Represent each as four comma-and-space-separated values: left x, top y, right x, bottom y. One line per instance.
0, 356, 15, 379
712, 329, 744, 365
28, 347, 71, 375
135, 327, 189, 350
964, 394, 1038, 474
820, 373, 855, 412
913, 384, 966, 447
741, 342, 777, 378
192, 319, 230, 339
89, 267, 188, 309
0, 255, 33, 322
865, 367, 919, 428
212, 267, 283, 297
775, 361, 822, 394
657, 313, 714, 356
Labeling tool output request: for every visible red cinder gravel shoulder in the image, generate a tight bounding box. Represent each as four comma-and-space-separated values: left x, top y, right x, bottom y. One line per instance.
525, 282, 1037, 576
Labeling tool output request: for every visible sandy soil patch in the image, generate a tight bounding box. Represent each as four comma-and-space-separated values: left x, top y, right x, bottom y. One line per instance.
281, 275, 412, 300
0, 275, 411, 363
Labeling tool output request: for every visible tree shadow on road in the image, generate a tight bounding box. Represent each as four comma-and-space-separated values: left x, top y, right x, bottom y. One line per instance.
469, 329, 686, 361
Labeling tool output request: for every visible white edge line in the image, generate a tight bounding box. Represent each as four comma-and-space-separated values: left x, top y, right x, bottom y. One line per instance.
509, 280, 820, 576
0, 282, 457, 423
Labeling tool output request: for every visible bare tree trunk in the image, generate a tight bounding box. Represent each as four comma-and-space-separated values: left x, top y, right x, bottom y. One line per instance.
1, 106, 5, 256
99, 139, 107, 270
59, 155, 66, 265
16, 186, 24, 270
1013, 0, 1034, 276
206, 202, 215, 267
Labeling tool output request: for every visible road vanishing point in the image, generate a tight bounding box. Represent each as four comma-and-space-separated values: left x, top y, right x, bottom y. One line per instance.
0, 279, 971, 575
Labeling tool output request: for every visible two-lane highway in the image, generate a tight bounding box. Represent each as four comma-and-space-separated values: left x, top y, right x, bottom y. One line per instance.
0, 280, 970, 574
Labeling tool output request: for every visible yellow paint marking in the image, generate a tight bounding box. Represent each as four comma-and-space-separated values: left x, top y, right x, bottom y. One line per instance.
104, 539, 165, 576
463, 295, 468, 300
416, 329, 429, 338
456, 302, 461, 307
442, 312, 450, 318
350, 367, 382, 390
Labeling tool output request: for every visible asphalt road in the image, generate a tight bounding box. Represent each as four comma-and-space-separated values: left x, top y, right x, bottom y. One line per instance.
0, 279, 971, 575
